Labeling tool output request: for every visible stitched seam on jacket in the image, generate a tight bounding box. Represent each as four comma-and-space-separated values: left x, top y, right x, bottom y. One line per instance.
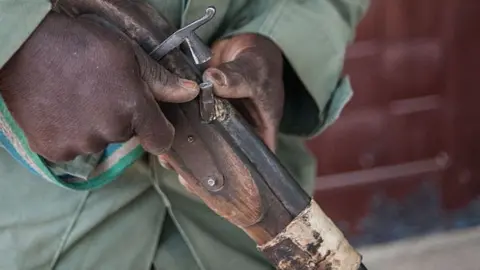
49, 191, 91, 269
150, 161, 207, 270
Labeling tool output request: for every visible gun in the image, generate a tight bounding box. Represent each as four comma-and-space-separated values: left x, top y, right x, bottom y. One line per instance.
53, 1, 367, 269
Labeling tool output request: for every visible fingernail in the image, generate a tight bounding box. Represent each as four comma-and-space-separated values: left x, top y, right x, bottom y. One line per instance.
205, 68, 227, 87
179, 78, 199, 91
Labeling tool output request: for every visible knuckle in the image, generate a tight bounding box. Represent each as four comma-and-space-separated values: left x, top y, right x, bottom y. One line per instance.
99, 127, 120, 141
151, 146, 169, 155
42, 148, 78, 163
138, 55, 166, 85
77, 139, 108, 155
148, 142, 171, 155
29, 138, 74, 162
98, 120, 133, 142
219, 63, 246, 87
154, 66, 170, 86
28, 140, 44, 155
30, 135, 103, 162
141, 129, 174, 155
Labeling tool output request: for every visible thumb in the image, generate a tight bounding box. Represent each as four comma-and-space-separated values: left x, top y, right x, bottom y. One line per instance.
203, 62, 278, 152
203, 62, 254, 100
134, 46, 200, 103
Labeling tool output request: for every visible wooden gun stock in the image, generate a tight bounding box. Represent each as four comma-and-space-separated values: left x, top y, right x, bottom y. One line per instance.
53, 1, 365, 269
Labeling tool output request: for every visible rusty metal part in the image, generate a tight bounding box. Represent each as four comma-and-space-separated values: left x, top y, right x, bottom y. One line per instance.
148, 7, 216, 123
199, 81, 216, 122
259, 200, 362, 270
148, 6, 215, 65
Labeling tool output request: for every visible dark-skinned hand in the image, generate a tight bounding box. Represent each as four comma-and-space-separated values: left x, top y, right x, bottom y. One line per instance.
159, 33, 285, 173
0, 12, 200, 162
205, 34, 284, 152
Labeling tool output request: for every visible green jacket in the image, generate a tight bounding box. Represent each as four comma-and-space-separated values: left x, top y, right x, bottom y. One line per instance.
0, 0, 368, 190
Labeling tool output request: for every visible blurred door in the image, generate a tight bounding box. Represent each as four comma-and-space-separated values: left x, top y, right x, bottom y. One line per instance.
310, 0, 480, 245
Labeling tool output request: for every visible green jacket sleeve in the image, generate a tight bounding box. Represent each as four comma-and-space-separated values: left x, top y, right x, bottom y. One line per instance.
222, 0, 369, 137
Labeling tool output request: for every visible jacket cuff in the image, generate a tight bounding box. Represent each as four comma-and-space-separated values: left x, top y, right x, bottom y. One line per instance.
0, 96, 144, 190
222, 0, 368, 137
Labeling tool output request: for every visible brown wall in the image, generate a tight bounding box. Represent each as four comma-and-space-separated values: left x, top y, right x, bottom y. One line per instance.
310, 0, 480, 245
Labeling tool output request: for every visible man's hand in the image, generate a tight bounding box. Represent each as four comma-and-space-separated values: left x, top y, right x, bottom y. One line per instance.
0, 12, 199, 162
205, 34, 284, 152
158, 34, 284, 173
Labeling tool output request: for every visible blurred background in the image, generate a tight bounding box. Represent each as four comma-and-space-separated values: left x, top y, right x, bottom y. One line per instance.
308, 0, 480, 269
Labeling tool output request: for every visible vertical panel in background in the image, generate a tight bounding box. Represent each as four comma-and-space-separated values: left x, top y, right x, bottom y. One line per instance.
310, 0, 480, 246
441, 0, 480, 217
